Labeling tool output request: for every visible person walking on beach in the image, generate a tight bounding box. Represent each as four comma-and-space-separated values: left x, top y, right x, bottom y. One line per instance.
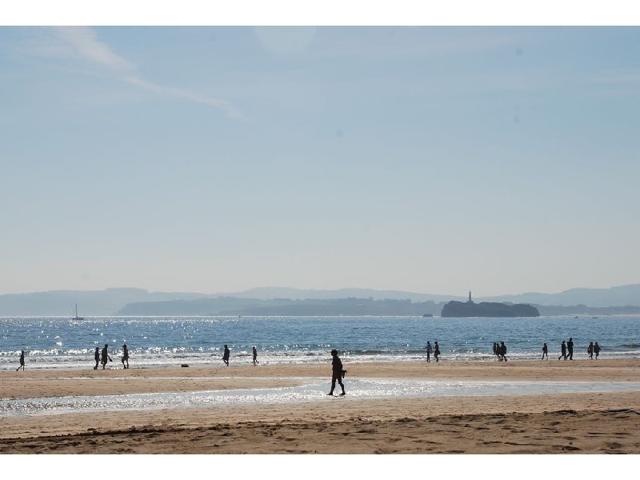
327, 349, 346, 396
101, 344, 112, 370
558, 341, 567, 360
594, 342, 601, 359
492, 342, 498, 360
500, 341, 508, 362
567, 338, 574, 360
587, 342, 594, 360
16, 350, 25, 371
222, 345, 230, 366
121, 343, 129, 369
252, 346, 258, 366
541, 343, 548, 360
93, 346, 100, 370
425, 341, 432, 363
434, 341, 441, 363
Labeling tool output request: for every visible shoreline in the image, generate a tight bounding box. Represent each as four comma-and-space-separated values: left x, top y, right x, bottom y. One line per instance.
2, 353, 640, 370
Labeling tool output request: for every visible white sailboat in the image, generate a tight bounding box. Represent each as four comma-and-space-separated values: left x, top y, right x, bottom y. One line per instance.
72, 304, 84, 320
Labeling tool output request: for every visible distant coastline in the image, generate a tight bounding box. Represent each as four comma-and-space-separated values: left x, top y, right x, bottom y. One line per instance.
117, 298, 639, 317
1, 285, 640, 316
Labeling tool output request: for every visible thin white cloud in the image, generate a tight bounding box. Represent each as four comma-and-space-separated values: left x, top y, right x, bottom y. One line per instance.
53, 27, 133, 72
124, 75, 240, 117
50, 27, 238, 117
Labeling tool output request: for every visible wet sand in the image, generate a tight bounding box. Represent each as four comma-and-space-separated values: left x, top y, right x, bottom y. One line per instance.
1, 359, 639, 453
2, 358, 638, 399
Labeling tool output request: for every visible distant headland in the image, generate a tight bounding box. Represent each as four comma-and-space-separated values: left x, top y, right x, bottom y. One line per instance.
441, 292, 540, 318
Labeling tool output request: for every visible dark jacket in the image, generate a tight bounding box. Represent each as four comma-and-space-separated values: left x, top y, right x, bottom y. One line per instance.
332, 356, 343, 376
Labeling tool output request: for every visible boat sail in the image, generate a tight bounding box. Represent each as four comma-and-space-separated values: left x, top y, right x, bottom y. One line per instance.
72, 304, 84, 320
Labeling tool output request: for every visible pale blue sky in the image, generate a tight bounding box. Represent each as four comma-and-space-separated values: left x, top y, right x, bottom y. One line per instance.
1, 27, 639, 295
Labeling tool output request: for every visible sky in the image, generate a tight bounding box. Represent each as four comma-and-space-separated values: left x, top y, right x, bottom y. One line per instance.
1, 27, 639, 296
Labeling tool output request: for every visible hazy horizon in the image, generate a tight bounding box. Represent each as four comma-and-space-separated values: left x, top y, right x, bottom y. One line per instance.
2, 282, 639, 298
2, 27, 639, 296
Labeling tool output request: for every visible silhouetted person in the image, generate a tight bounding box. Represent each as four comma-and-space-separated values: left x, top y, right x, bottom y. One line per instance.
252, 346, 258, 366
101, 344, 112, 370
594, 342, 601, 359
16, 350, 25, 371
541, 343, 548, 360
425, 341, 432, 363
558, 341, 567, 360
222, 345, 230, 366
500, 341, 508, 362
492, 342, 498, 359
587, 342, 594, 360
327, 349, 345, 396
121, 344, 129, 369
93, 347, 100, 370
434, 341, 440, 363
567, 338, 574, 360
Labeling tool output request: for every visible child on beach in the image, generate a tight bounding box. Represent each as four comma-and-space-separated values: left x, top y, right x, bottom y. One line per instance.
93, 347, 100, 370
587, 342, 594, 360
252, 346, 258, 365
425, 341, 432, 363
434, 341, 441, 362
16, 350, 25, 371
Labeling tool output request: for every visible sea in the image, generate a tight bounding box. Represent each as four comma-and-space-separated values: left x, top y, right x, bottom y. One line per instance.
1, 315, 639, 370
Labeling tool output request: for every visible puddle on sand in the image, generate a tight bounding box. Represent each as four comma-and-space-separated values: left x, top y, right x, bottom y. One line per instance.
2, 377, 640, 417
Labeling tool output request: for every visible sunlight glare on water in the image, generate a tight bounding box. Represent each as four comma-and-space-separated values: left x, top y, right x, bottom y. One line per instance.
2, 377, 640, 417
1, 316, 639, 369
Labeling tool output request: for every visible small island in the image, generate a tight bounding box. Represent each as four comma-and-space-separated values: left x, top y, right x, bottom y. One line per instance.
441, 292, 539, 318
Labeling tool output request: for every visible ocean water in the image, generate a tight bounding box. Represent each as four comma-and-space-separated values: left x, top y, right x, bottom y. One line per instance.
1, 315, 639, 370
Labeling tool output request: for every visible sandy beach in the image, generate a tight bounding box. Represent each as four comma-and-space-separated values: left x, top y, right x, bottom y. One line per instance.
1, 359, 639, 453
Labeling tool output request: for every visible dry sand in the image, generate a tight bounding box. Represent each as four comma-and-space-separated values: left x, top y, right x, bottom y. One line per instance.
1, 359, 639, 453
